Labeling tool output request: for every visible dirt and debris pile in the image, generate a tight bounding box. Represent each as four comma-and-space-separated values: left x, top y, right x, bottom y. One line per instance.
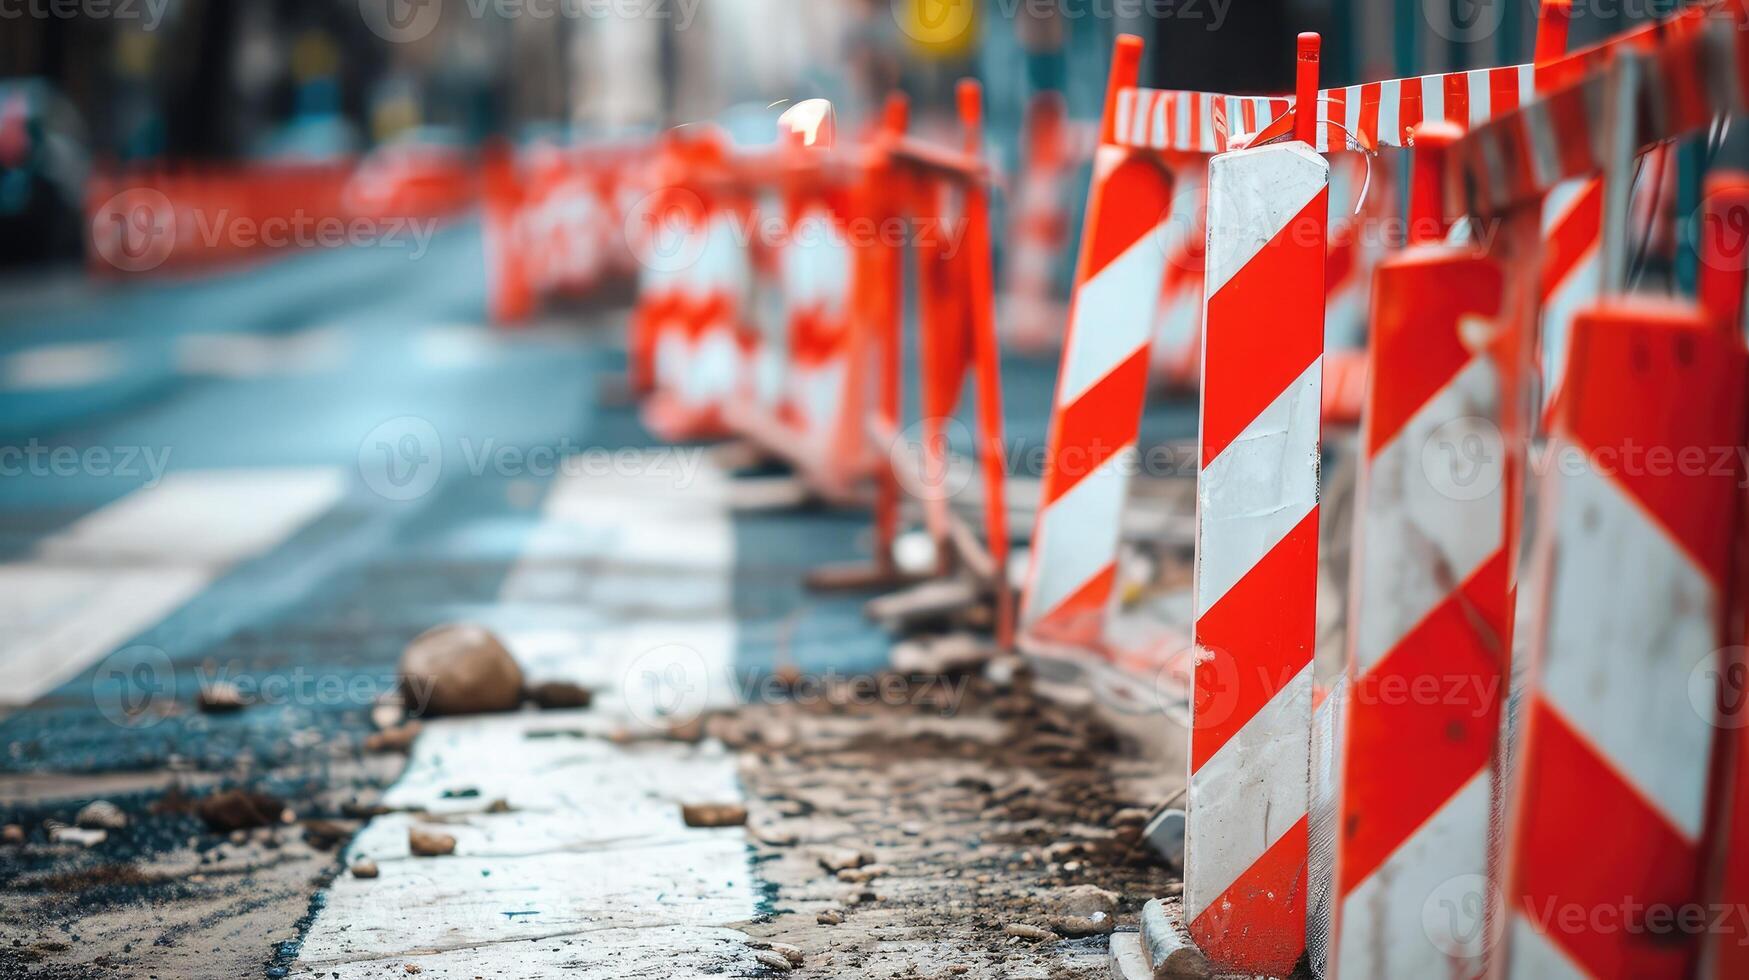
699, 662, 1184, 979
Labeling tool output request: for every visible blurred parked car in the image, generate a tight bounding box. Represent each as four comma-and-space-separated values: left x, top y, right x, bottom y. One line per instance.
0, 80, 90, 267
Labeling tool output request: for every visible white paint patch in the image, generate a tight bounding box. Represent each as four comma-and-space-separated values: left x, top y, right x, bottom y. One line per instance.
0, 469, 344, 707
176, 327, 349, 379
2, 341, 124, 390
414, 323, 500, 369
296, 457, 754, 978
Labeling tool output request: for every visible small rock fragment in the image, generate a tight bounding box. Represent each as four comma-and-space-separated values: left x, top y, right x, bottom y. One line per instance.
48, 825, 106, 847
813, 845, 872, 873
302, 820, 352, 851
747, 941, 804, 967
408, 827, 457, 857
365, 721, 423, 754
1047, 884, 1120, 937
752, 950, 793, 972
196, 681, 249, 713
836, 864, 888, 883
75, 801, 128, 831
816, 909, 844, 925
1003, 923, 1057, 942
681, 803, 748, 828
399, 624, 524, 717
525, 681, 593, 711
351, 859, 380, 879
197, 789, 287, 833
2, 824, 24, 845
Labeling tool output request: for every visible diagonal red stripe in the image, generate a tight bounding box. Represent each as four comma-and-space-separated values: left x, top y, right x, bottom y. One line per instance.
1039, 345, 1151, 508
1201, 189, 1327, 468
1337, 550, 1509, 894
1190, 814, 1309, 977
1562, 307, 1749, 586
1540, 180, 1602, 300
1366, 251, 1504, 456
1510, 702, 1706, 978
1191, 509, 1318, 772
1079, 156, 1174, 280
1026, 562, 1117, 651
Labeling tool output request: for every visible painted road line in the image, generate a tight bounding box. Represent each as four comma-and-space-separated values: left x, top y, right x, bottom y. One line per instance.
296, 453, 756, 979
174, 326, 349, 379
2, 341, 125, 390
0, 469, 344, 708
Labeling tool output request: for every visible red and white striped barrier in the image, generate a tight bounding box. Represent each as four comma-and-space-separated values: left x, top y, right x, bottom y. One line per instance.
1501, 303, 1746, 978
1147, 161, 1205, 389
1328, 130, 1513, 979
1003, 92, 1081, 353
1184, 36, 1327, 977
1020, 36, 1175, 648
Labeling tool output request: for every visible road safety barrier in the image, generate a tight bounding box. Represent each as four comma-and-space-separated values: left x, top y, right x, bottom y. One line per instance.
621, 88, 1019, 642
1182, 35, 1328, 976
484, 140, 648, 325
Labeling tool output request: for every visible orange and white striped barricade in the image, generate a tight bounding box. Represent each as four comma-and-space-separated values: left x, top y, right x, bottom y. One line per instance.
1018, 35, 1176, 649
1693, 174, 1749, 980
851, 84, 1016, 637
1325, 124, 1521, 979
1181, 35, 1328, 977
1434, 20, 1749, 978
1147, 159, 1205, 390
1022, 34, 1569, 658
1698, 172, 1749, 337
1501, 303, 1745, 978
631, 131, 758, 442
483, 143, 535, 325
1003, 92, 1079, 353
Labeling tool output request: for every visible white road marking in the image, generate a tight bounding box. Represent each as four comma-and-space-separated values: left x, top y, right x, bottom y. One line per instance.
0, 469, 344, 707
296, 454, 756, 978
175, 327, 349, 379
2, 341, 125, 390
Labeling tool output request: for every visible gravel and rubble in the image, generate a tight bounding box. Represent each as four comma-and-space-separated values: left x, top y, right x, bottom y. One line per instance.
698, 661, 1188, 979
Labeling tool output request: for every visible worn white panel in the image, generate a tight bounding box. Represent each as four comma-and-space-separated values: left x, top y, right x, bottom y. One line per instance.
1022, 446, 1134, 627
1336, 773, 1492, 979
1540, 462, 1718, 840
1195, 360, 1322, 615
1351, 355, 1503, 673
1507, 914, 1589, 980
1203, 142, 1328, 299
1056, 226, 1170, 407
1184, 663, 1313, 922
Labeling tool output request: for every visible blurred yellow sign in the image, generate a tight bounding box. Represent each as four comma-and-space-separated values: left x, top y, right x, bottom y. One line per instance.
894, 0, 979, 57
